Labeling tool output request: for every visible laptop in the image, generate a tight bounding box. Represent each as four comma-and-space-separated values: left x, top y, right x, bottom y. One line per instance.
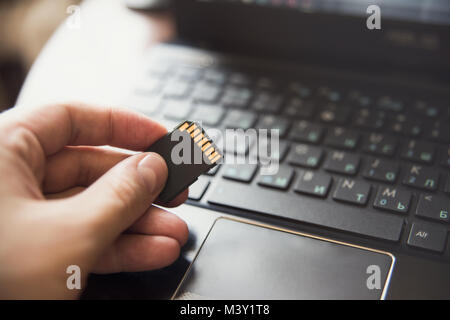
84, 0, 450, 300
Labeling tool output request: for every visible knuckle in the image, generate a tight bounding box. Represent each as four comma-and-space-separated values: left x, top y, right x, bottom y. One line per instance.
2, 124, 46, 173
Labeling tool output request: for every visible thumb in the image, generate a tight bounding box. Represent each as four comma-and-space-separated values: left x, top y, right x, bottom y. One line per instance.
73, 152, 168, 244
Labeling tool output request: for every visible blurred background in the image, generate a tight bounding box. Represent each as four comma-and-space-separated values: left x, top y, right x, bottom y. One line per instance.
0, 0, 81, 111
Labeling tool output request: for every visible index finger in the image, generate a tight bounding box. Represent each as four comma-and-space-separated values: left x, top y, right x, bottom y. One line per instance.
7, 103, 167, 156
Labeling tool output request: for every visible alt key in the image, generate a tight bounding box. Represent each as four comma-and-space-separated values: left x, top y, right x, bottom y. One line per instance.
407, 222, 448, 253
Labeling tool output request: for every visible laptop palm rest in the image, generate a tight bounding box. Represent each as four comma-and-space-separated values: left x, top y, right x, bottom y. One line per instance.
173, 217, 395, 300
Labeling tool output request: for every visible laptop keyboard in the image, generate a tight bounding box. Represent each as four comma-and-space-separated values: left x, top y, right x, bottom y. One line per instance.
126, 46, 450, 259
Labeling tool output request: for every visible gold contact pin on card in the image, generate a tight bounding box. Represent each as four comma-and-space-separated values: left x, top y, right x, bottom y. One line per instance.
205, 147, 214, 156
186, 124, 197, 133
201, 142, 211, 151
211, 154, 221, 164
208, 151, 218, 160
198, 138, 209, 147
194, 133, 204, 143
178, 122, 190, 132
191, 128, 201, 138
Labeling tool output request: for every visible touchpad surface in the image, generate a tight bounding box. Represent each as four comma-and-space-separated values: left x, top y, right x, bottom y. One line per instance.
173, 218, 395, 300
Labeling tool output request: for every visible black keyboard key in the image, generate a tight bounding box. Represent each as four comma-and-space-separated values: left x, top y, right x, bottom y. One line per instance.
252, 138, 289, 162
251, 91, 283, 113
174, 66, 202, 81
362, 133, 397, 157
353, 108, 385, 130
407, 222, 447, 253
440, 147, 450, 168
289, 120, 324, 144
388, 115, 422, 137
229, 72, 251, 86
413, 100, 440, 118
428, 121, 450, 143
347, 90, 372, 108
257, 166, 295, 190
163, 80, 190, 98
161, 99, 192, 120
256, 77, 278, 90
445, 177, 450, 194
287, 144, 324, 168
192, 82, 221, 102
324, 151, 360, 175
333, 178, 371, 205
416, 194, 450, 223
191, 104, 225, 126
373, 187, 411, 213
400, 140, 436, 164
208, 180, 404, 241
318, 103, 350, 124
221, 86, 252, 108
222, 164, 258, 183
362, 157, 399, 183
316, 86, 342, 103
324, 127, 359, 150
255, 115, 290, 137
294, 170, 332, 198
402, 164, 439, 191
288, 82, 312, 99
283, 98, 315, 119
222, 110, 257, 130
376, 95, 403, 112
443, 107, 450, 120
188, 177, 210, 201
203, 69, 227, 84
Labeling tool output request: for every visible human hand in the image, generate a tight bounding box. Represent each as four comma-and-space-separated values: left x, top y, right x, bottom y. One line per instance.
0, 103, 189, 299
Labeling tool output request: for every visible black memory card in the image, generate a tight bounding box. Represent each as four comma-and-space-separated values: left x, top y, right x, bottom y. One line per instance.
146, 121, 222, 203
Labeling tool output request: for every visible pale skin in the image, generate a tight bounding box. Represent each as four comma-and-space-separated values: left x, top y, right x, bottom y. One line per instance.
0, 103, 189, 299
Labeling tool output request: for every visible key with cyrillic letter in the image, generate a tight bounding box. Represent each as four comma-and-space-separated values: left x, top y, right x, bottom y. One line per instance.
416, 194, 450, 223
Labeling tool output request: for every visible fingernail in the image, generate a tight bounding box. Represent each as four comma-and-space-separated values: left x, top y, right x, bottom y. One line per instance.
137, 153, 167, 194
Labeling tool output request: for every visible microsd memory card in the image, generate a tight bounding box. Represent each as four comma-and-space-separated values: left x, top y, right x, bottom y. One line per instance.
146, 121, 223, 203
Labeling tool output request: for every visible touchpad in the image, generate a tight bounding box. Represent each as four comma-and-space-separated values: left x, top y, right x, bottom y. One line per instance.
173, 217, 395, 300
